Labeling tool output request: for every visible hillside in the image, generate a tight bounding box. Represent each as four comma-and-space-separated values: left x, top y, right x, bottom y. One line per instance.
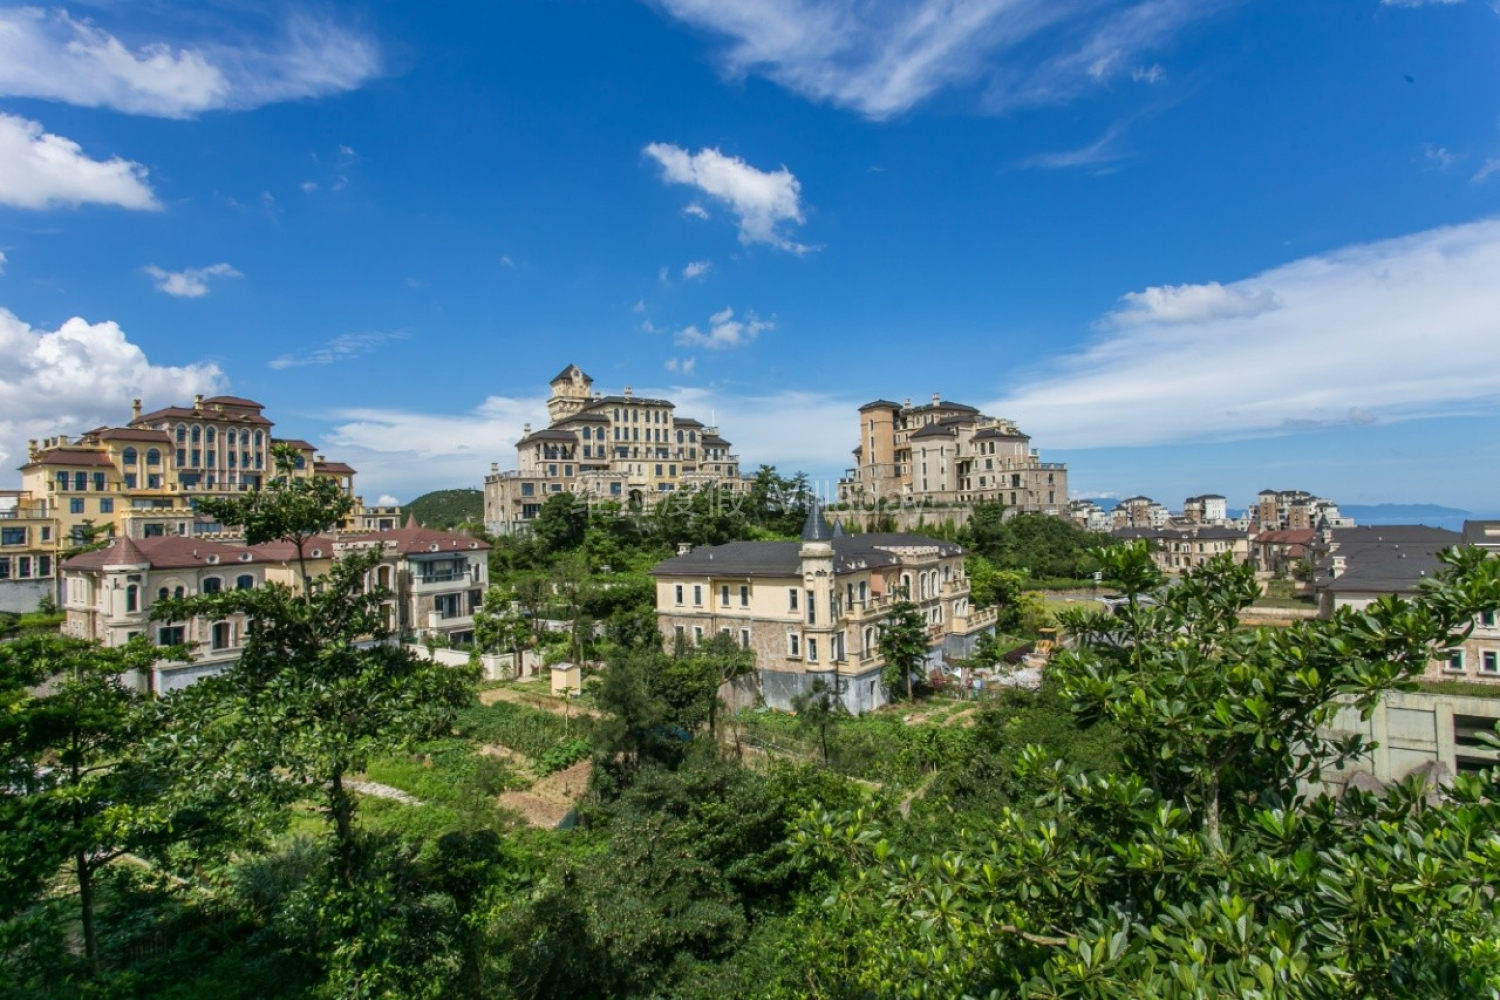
406, 488, 483, 529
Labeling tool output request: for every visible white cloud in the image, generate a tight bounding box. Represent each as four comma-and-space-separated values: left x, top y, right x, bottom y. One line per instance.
1016, 122, 1128, 170
989, 217, 1500, 448
300, 180, 319, 193
0, 250, 6, 275
682, 259, 713, 280
268, 331, 407, 370
1381, 0, 1463, 7
644, 143, 809, 252
683, 201, 710, 220
375, 494, 399, 507
665, 356, 698, 375
0, 306, 224, 474
674, 306, 773, 350
501, 255, 516, 268
1474, 158, 1500, 183
0, 8, 380, 118
1422, 143, 1460, 170
1132, 64, 1166, 84
1105, 281, 1279, 326
144, 262, 242, 298
632, 299, 647, 313
0, 112, 159, 210
652, 0, 1224, 119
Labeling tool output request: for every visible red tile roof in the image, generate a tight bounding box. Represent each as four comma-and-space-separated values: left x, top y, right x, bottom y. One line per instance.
63, 535, 263, 572
90, 427, 173, 443
22, 449, 116, 468
204, 395, 265, 408
314, 461, 357, 476
338, 526, 490, 555
247, 535, 338, 562
133, 406, 272, 426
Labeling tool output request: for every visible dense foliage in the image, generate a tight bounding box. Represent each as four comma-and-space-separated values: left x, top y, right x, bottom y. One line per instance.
407, 488, 485, 529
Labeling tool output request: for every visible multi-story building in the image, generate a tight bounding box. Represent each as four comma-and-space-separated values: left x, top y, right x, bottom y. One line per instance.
0, 490, 60, 613
1253, 489, 1351, 532
650, 506, 996, 714
1067, 499, 1111, 533
1110, 496, 1171, 530
1182, 494, 1229, 525
1249, 528, 1316, 578
836, 394, 1067, 514
60, 520, 486, 693
1113, 524, 1251, 574
484, 364, 744, 534
4, 395, 385, 612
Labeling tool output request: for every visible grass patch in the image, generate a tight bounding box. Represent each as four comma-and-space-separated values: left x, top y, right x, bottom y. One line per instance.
736, 709, 977, 789
456, 700, 593, 770
1414, 678, 1500, 700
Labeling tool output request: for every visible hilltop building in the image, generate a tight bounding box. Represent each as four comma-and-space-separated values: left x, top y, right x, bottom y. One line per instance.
836, 395, 1066, 514
483, 364, 744, 535
2, 394, 392, 614
650, 506, 996, 714
1254, 489, 1350, 531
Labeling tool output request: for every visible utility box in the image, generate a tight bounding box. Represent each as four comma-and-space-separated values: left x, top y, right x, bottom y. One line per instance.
550, 662, 582, 697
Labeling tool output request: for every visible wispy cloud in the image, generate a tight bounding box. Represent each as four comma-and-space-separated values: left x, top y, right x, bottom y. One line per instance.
674, 306, 773, 349
989, 217, 1500, 448
1422, 143, 1460, 170
683, 201, 710, 220
653, 0, 1228, 119
0, 112, 159, 210
0, 250, 6, 275
682, 259, 713, 280
1015, 122, 1128, 170
144, 262, 242, 298
644, 143, 810, 252
1380, 0, 1464, 7
665, 356, 697, 375
268, 331, 407, 370
0, 8, 380, 118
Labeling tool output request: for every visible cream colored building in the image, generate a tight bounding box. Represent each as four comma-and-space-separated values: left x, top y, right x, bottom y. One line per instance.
650, 507, 996, 714
3, 394, 385, 612
61, 521, 487, 692
1182, 494, 1229, 525
1110, 496, 1170, 530
1113, 524, 1251, 574
484, 364, 744, 534
837, 395, 1067, 514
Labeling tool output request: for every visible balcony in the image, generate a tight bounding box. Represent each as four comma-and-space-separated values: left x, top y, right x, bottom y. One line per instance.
951, 605, 999, 634
427, 610, 474, 629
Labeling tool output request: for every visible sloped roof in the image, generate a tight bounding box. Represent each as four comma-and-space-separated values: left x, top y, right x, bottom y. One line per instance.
64, 535, 262, 572
651, 533, 964, 578
338, 526, 490, 555
23, 449, 115, 468
858, 399, 901, 411
518, 429, 578, 445
134, 406, 272, 426
1462, 520, 1500, 547
549, 364, 592, 384
204, 395, 265, 408
314, 461, 357, 476
272, 438, 317, 451
91, 427, 173, 443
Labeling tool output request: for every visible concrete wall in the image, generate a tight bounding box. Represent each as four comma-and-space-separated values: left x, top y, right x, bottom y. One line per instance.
0, 578, 52, 615
1320, 689, 1500, 792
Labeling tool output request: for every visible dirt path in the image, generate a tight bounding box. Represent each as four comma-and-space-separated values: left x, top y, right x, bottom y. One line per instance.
347, 780, 421, 805
498, 759, 591, 828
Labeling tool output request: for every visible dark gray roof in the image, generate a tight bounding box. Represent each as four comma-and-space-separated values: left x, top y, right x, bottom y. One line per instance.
802, 504, 833, 541
518, 429, 577, 444
1187, 493, 1226, 501
550, 364, 592, 384
583, 395, 674, 410
651, 533, 965, 578
1330, 525, 1458, 544
1462, 520, 1500, 547
1113, 525, 1247, 541
910, 423, 955, 440
858, 399, 901, 411
701, 435, 730, 447
673, 417, 704, 427
911, 400, 980, 414
973, 427, 1029, 441
558, 412, 609, 423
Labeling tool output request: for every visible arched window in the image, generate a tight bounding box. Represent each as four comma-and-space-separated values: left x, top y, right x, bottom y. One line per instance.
126, 584, 139, 612
901, 574, 911, 597
235, 574, 254, 591
173, 586, 185, 600
157, 587, 169, 601
254, 430, 263, 446
202, 577, 222, 594
146, 448, 161, 466
206, 426, 215, 443
176, 424, 186, 443
122, 447, 137, 465
191, 425, 201, 442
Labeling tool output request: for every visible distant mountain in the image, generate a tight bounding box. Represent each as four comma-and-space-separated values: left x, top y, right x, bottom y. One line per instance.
1341, 503, 1471, 524
407, 488, 483, 529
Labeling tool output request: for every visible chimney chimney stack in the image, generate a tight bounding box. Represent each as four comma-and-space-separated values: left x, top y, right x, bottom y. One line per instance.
624, 385, 633, 399
131, 398, 142, 419
194, 394, 203, 413
932, 392, 941, 405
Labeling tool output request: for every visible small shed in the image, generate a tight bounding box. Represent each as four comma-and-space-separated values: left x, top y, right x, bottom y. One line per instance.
550, 661, 583, 698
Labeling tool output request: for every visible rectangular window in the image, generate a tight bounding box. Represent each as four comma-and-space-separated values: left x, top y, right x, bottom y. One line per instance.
0, 557, 8, 579
1482, 610, 1497, 627
693, 626, 704, 643
655, 464, 663, 476
788, 589, 798, 611
787, 633, 800, 657
191, 449, 200, 466
206, 451, 215, 466
17, 557, 31, 578
1484, 651, 1499, 674
740, 628, 750, 649
521, 482, 535, 497
693, 585, 702, 606
177, 449, 186, 466
70, 498, 85, 514
548, 464, 557, 477
0, 527, 24, 546
38, 555, 50, 577
675, 625, 685, 641
99, 498, 113, 514
564, 465, 573, 477
739, 584, 749, 607
720, 584, 730, 606
1447, 650, 1465, 673
157, 626, 185, 646
74, 472, 87, 491
807, 590, 816, 625
674, 584, 684, 605
92, 472, 105, 491
807, 638, 818, 662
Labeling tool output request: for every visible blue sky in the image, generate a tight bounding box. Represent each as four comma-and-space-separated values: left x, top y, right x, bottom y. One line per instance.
3, 0, 1500, 512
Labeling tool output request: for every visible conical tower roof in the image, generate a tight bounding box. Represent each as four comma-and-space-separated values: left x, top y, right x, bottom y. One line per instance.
801, 502, 833, 542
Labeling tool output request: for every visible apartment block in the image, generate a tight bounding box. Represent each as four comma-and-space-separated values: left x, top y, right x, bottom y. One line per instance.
1110, 496, 1171, 530
1112, 524, 1251, 574
484, 364, 744, 534
1182, 494, 1229, 524
1254, 489, 1351, 531
3, 394, 383, 613
1067, 499, 1111, 533
650, 506, 996, 714
837, 394, 1067, 513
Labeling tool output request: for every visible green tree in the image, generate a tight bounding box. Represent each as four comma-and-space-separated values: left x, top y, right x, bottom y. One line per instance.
532, 491, 589, 554
878, 600, 928, 702
790, 678, 843, 765
472, 586, 532, 674
0, 634, 156, 975
784, 543, 1500, 998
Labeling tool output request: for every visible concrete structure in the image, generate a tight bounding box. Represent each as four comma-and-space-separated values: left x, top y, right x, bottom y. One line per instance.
4, 395, 385, 612
1110, 496, 1171, 530
484, 364, 744, 534
1253, 489, 1351, 532
1250, 528, 1315, 578
60, 522, 486, 692
1182, 494, 1229, 525
650, 507, 995, 714
1323, 689, 1500, 790
1067, 499, 1111, 533
1113, 524, 1251, 574
837, 394, 1066, 514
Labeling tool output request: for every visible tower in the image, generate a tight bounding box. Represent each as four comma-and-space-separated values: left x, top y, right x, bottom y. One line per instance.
546, 364, 594, 424
799, 502, 839, 684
